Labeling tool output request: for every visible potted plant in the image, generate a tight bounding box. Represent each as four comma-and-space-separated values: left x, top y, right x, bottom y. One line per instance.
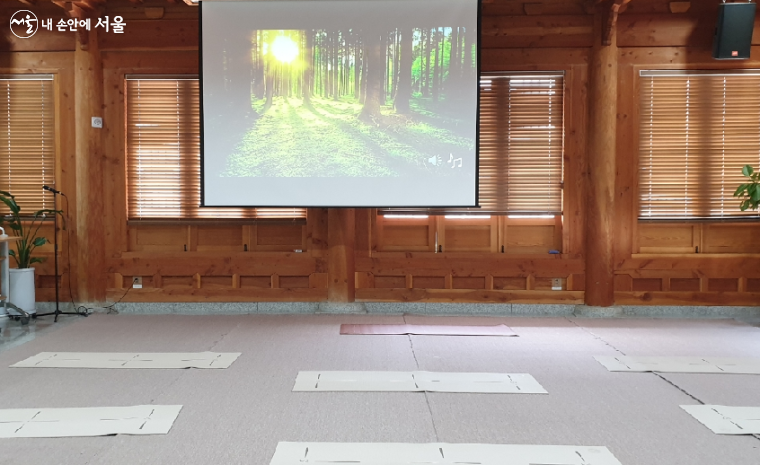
0, 190, 62, 316
734, 165, 760, 212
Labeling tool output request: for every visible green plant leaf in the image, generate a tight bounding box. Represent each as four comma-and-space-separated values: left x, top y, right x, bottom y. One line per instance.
734, 184, 748, 196
32, 237, 47, 247
742, 165, 754, 176
0, 196, 18, 214
30, 257, 44, 264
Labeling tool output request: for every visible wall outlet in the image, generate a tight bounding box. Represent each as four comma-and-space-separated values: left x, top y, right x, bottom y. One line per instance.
133, 276, 143, 289
551, 278, 562, 291
91, 117, 103, 128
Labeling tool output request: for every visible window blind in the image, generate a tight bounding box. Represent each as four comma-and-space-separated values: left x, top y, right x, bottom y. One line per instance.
381, 71, 564, 215
639, 70, 760, 219
125, 76, 305, 220
0, 75, 55, 214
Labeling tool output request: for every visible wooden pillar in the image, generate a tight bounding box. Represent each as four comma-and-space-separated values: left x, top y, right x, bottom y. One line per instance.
74, 29, 106, 304
327, 208, 355, 302
584, 10, 618, 307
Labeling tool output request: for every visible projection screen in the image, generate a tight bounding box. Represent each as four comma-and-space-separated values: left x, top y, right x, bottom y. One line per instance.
201, 0, 479, 207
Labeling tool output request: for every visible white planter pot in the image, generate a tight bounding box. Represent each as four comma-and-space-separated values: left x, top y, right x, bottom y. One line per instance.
8, 268, 36, 315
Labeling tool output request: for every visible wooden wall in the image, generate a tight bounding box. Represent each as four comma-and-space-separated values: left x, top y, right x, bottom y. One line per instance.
1, 0, 759, 307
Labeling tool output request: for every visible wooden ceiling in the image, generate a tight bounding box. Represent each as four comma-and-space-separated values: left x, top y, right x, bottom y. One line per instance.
15, 0, 198, 16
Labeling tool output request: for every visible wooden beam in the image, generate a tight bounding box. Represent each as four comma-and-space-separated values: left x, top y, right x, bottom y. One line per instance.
106, 253, 320, 276
327, 208, 355, 302
603, 0, 631, 46
72, 1, 96, 12
585, 8, 618, 307
669, 1, 690, 13
74, 28, 106, 305
144, 7, 165, 19
356, 288, 585, 304
355, 256, 584, 277
523, 3, 543, 15
103, 287, 328, 303
615, 291, 760, 307
51, 1, 70, 12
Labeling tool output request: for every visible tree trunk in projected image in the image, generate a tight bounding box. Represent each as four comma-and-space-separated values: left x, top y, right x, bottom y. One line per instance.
392, 31, 400, 101
354, 37, 361, 99
321, 32, 328, 99
324, 32, 330, 99
432, 28, 440, 102
385, 32, 392, 104
424, 28, 431, 97
224, 32, 254, 117
359, 30, 384, 123
440, 28, 447, 93
333, 31, 340, 100
303, 30, 314, 106
463, 25, 475, 84
360, 43, 368, 104
343, 30, 350, 98
264, 59, 274, 109
253, 31, 265, 100
449, 27, 460, 91
394, 27, 412, 114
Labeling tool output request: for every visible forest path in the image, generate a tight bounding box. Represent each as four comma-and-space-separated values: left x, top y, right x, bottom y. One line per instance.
222, 96, 419, 177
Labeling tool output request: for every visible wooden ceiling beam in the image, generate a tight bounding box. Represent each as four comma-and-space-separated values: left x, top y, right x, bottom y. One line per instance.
669, 1, 690, 14
602, 0, 631, 46
51, 0, 70, 11
72, 1, 96, 12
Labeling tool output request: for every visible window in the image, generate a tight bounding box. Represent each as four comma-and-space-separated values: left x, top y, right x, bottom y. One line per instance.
639, 70, 760, 219
0, 75, 55, 213
381, 71, 564, 216
125, 76, 305, 220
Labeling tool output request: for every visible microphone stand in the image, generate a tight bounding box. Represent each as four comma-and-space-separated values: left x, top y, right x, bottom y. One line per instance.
36, 186, 87, 322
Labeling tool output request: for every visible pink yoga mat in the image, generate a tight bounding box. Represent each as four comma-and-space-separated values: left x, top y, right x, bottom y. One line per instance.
339, 324, 517, 336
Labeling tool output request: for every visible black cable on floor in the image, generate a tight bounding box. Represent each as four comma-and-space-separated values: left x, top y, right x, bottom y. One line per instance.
59, 194, 132, 315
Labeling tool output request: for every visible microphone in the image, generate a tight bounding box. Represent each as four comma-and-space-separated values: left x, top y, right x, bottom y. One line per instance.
43, 185, 62, 195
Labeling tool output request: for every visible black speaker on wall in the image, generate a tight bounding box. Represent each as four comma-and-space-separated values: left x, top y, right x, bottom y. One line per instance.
713, 2, 756, 60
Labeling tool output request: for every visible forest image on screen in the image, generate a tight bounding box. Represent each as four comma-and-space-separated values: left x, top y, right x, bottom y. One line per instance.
207, 28, 475, 177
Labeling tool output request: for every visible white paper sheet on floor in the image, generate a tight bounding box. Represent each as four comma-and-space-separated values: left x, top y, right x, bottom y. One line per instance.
269, 442, 624, 465
11, 352, 241, 369
339, 324, 517, 336
0, 405, 182, 438
293, 371, 547, 393
681, 405, 760, 434
594, 356, 760, 374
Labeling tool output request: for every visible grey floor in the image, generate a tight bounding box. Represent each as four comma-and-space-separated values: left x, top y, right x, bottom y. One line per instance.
1, 312, 759, 464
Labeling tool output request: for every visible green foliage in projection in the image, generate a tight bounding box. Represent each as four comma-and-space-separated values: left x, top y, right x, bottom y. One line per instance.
222, 96, 473, 177
221, 26, 477, 177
